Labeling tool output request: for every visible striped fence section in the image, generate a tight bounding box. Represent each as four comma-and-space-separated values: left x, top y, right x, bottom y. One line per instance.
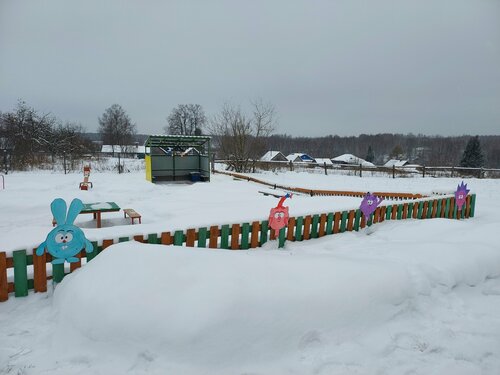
0, 194, 476, 302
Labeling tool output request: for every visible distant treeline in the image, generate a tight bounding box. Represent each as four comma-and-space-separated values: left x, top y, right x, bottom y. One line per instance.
266, 134, 500, 168
86, 132, 500, 168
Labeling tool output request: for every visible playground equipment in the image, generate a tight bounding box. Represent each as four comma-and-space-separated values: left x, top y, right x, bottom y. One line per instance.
79, 165, 93, 190
144, 135, 211, 183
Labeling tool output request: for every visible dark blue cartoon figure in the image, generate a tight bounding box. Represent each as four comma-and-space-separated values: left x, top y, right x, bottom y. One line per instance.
36, 198, 94, 264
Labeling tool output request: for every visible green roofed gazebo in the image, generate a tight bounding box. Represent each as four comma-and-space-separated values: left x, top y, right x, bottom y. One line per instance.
144, 135, 211, 182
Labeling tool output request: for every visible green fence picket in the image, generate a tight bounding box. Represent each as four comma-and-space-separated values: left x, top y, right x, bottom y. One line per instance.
260, 220, 269, 245
417, 201, 424, 219
148, 233, 159, 244
427, 201, 434, 219
87, 241, 98, 261
385, 205, 392, 220
470, 194, 476, 217
278, 227, 286, 248
397, 204, 403, 220
353, 209, 361, 231
198, 227, 208, 248
408, 202, 414, 218
325, 213, 334, 235
311, 215, 319, 238
436, 200, 442, 218
295, 217, 303, 241
119, 237, 129, 243
241, 223, 250, 249
13, 250, 28, 297
340, 211, 348, 232
219, 225, 229, 249
444, 198, 450, 218
173, 230, 184, 246
52, 263, 65, 283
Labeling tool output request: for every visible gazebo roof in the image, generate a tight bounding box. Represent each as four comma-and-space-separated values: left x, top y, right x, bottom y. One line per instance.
144, 134, 211, 148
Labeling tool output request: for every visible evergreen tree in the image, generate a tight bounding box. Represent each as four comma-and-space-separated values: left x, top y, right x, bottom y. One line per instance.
365, 145, 374, 163
460, 136, 484, 168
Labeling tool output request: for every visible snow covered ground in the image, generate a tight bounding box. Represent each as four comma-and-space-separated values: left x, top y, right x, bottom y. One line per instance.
1, 163, 500, 374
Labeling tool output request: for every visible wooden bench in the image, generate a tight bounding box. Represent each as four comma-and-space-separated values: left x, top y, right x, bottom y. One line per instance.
123, 208, 142, 224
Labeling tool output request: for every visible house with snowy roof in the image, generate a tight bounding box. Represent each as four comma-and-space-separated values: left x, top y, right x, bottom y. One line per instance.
286, 153, 316, 163
314, 158, 334, 166
331, 154, 375, 167
383, 159, 409, 168
260, 151, 288, 162
101, 144, 146, 158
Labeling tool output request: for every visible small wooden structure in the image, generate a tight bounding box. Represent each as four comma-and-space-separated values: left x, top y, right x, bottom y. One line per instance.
144, 135, 211, 183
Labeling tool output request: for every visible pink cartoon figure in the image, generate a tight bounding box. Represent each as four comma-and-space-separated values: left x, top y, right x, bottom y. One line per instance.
360, 192, 383, 222
268, 193, 292, 237
455, 181, 470, 211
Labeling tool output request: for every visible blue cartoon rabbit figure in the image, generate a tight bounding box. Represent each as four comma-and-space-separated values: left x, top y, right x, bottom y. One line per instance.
36, 198, 94, 264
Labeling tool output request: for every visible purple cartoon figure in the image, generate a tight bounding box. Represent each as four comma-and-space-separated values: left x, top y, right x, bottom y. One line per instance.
455, 181, 470, 211
360, 192, 383, 221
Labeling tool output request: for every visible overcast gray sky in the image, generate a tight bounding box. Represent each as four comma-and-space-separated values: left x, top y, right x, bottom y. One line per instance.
1, 0, 499, 137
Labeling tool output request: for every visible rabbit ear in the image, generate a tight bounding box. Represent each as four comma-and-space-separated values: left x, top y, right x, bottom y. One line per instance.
51, 199, 67, 226
66, 198, 84, 224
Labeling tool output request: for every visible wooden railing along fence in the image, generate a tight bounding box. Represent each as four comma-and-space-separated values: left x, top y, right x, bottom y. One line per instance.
0, 193, 476, 302
214, 170, 427, 200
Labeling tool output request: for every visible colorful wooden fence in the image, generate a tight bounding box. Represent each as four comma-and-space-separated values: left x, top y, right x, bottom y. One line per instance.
0, 194, 476, 302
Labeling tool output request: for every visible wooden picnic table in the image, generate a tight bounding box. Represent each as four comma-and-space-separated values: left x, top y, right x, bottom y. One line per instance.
80, 202, 121, 228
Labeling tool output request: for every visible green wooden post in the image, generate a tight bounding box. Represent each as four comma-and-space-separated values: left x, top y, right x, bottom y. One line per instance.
241, 223, 250, 249
427, 201, 434, 219
311, 215, 319, 238
198, 227, 208, 248
295, 216, 303, 241
353, 209, 362, 231
260, 220, 269, 245
417, 201, 424, 219
470, 194, 476, 217
436, 200, 442, 218
397, 204, 403, 220
408, 202, 414, 218
87, 241, 99, 261
444, 198, 451, 218
148, 233, 158, 244
325, 213, 334, 235
385, 205, 392, 220
119, 237, 129, 243
278, 227, 286, 248
220, 225, 230, 249
52, 263, 65, 283
340, 211, 348, 232
13, 250, 28, 297
173, 230, 184, 246
367, 214, 373, 227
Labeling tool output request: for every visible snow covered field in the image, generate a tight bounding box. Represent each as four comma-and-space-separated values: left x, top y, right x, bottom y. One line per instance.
1, 164, 500, 374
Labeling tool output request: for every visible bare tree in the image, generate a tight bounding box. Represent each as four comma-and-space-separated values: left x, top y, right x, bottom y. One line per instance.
98, 104, 136, 155
164, 104, 207, 135
210, 101, 276, 172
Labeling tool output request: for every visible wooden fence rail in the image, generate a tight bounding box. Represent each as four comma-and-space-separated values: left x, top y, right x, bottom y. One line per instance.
213, 170, 427, 200
0, 194, 476, 302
